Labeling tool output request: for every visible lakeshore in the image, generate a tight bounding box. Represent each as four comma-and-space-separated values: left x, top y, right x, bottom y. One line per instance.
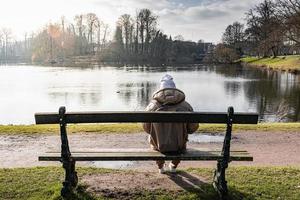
240, 55, 300, 74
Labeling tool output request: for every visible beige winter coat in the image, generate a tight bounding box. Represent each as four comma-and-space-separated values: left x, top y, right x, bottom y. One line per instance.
143, 88, 199, 153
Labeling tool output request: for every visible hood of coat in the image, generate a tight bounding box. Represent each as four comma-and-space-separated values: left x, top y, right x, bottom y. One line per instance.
152, 88, 185, 105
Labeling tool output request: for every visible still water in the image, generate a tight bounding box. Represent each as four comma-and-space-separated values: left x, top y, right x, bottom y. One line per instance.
0, 64, 299, 124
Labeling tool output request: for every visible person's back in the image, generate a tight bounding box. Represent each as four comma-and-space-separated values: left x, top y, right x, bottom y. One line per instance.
143, 74, 198, 173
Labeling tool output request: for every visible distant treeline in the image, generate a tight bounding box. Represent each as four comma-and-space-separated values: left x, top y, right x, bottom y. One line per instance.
103, 10, 213, 63
0, 9, 213, 64
208, 0, 300, 63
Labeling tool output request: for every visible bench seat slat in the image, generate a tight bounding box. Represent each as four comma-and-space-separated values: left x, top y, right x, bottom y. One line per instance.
39, 150, 253, 162
35, 111, 258, 124
46, 150, 249, 154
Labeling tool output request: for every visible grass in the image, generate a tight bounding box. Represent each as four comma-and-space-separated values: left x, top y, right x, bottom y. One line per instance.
200, 122, 300, 133
0, 123, 300, 135
190, 167, 300, 200
0, 167, 112, 200
0, 124, 143, 135
240, 55, 300, 72
0, 166, 300, 200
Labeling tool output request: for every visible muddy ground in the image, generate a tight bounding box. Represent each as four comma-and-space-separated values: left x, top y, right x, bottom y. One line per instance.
1, 131, 299, 169
1, 131, 300, 198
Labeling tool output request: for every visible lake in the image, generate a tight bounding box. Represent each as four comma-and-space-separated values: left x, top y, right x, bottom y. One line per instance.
0, 63, 299, 124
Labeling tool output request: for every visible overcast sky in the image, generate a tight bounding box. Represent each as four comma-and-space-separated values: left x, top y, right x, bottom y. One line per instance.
0, 0, 262, 43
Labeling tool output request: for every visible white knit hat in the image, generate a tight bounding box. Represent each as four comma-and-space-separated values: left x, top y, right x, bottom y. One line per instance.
160, 74, 176, 89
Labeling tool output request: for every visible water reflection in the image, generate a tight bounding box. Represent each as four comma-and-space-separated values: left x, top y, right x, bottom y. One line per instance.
0, 64, 299, 124
117, 82, 157, 109
48, 92, 102, 107
224, 81, 242, 97
212, 64, 300, 121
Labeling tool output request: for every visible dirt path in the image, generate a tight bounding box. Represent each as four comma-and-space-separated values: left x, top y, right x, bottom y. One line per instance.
0, 131, 299, 169
82, 171, 211, 199
1, 131, 300, 198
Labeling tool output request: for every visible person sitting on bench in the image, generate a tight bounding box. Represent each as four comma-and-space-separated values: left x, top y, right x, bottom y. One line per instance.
143, 74, 199, 174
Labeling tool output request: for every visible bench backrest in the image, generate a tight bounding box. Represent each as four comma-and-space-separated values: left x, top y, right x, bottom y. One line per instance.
36, 108, 257, 198
35, 106, 258, 187
35, 111, 258, 124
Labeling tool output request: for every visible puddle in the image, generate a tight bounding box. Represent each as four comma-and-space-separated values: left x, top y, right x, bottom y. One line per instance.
91, 161, 136, 169
189, 134, 224, 143
89, 134, 224, 169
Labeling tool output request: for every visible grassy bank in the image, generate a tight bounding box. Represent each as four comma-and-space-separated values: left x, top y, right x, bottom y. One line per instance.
0, 166, 299, 200
240, 55, 300, 73
0, 123, 300, 135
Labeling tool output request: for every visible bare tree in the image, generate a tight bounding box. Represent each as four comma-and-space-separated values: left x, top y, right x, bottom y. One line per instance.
174, 35, 184, 41
74, 14, 84, 54
276, 0, 300, 46
113, 25, 124, 60
118, 14, 134, 54
61, 16, 66, 33
1, 28, 12, 60
222, 22, 245, 55
95, 18, 103, 52
101, 24, 109, 49
85, 13, 99, 54
134, 12, 139, 54
135, 9, 158, 55
138, 11, 145, 54
129, 23, 134, 54
222, 22, 244, 45
0, 31, 3, 60
246, 0, 283, 57
212, 44, 240, 63
142, 9, 157, 54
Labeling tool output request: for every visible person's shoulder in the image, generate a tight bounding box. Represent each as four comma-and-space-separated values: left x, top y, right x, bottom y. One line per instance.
146, 99, 161, 111
179, 101, 194, 111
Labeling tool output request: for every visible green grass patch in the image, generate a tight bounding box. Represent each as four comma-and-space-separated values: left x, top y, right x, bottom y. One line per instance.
0, 122, 299, 135
189, 167, 300, 200
0, 167, 112, 200
0, 124, 142, 135
240, 55, 300, 71
0, 167, 300, 199
200, 122, 300, 133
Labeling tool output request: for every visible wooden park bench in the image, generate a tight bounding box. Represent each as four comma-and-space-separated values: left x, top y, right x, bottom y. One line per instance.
35, 106, 258, 200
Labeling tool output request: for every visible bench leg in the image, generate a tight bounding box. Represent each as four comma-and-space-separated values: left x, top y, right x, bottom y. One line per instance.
58, 106, 78, 197
213, 106, 234, 200
61, 158, 78, 197
213, 161, 228, 200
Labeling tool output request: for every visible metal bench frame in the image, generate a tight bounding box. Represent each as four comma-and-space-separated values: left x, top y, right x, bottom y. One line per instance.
35, 106, 258, 200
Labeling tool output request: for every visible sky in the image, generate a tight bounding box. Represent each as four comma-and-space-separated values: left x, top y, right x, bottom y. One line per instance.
0, 0, 262, 43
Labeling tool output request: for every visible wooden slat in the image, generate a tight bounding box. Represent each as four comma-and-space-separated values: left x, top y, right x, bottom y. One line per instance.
35, 111, 258, 124
46, 150, 249, 154
39, 150, 253, 162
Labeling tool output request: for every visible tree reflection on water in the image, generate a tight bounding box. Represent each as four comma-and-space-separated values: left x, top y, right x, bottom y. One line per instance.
0, 64, 299, 124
